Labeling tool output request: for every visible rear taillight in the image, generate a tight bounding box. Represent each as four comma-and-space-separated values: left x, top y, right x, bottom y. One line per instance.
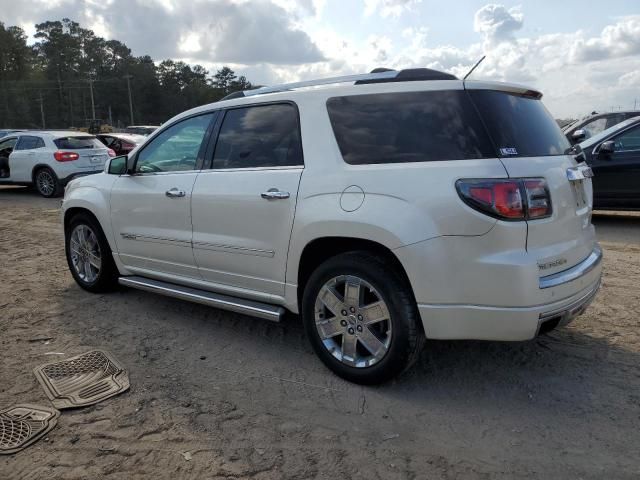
54, 151, 79, 162
107, 148, 116, 157
456, 178, 552, 221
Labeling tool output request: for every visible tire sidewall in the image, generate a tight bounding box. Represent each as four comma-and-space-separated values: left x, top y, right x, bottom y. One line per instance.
302, 254, 415, 384
34, 167, 60, 198
65, 214, 115, 292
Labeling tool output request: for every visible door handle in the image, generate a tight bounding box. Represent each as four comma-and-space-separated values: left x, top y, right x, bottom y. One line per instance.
166, 188, 186, 198
261, 188, 290, 200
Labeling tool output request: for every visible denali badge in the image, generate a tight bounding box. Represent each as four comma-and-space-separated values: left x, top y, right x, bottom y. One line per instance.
538, 258, 568, 271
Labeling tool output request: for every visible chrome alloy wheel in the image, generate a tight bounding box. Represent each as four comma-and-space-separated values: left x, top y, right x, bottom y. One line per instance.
69, 224, 102, 283
314, 275, 392, 368
36, 170, 55, 196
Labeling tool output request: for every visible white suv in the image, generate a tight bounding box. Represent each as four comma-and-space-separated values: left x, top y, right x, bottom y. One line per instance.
61, 68, 602, 384
0, 131, 113, 197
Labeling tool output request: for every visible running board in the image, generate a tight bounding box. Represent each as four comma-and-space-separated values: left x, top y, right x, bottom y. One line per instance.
118, 276, 284, 322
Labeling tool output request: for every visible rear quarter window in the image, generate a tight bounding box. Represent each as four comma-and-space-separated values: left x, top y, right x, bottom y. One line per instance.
468, 90, 570, 157
54, 136, 104, 149
326, 90, 495, 165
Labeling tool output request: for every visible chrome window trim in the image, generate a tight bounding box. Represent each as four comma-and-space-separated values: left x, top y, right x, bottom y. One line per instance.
539, 245, 602, 289
198, 166, 304, 173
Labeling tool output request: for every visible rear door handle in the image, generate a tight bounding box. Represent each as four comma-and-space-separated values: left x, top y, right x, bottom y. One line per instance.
166, 188, 186, 198
261, 188, 290, 200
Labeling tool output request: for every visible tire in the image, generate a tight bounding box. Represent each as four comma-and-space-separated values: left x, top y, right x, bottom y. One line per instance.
302, 251, 424, 384
65, 213, 119, 292
34, 167, 61, 198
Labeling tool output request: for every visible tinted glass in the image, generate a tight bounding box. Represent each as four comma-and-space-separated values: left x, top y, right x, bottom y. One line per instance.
326, 90, 494, 164
213, 104, 303, 169
613, 125, 640, 152
469, 90, 570, 157
582, 118, 607, 138
136, 114, 213, 173
16, 136, 45, 150
54, 136, 103, 149
0, 137, 17, 154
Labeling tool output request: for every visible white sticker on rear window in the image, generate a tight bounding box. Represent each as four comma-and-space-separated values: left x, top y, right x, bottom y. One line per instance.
500, 147, 518, 155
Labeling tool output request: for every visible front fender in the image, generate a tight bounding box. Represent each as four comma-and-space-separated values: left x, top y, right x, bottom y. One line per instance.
62, 175, 117, 252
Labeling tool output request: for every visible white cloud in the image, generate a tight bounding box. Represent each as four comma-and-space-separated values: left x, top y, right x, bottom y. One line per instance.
569, 15, 640, 63
474, 4, 523, 45
364, 0, 420, 18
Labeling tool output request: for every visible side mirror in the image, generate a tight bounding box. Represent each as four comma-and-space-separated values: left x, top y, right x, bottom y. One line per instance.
107, 155, 127, 175
572, 129, 586, 142
598, 141, 616, 157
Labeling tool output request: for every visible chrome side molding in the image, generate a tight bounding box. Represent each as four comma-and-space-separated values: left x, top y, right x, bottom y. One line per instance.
539, 245, 602, 289
118, 276, 284, 322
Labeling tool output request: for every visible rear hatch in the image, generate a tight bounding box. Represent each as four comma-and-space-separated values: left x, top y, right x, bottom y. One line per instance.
54, 135, 110, 169
467, 86, 597, 276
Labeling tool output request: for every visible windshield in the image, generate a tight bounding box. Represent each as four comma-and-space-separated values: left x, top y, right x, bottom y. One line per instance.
469, 90, 571, 157
54, 136, 104, 149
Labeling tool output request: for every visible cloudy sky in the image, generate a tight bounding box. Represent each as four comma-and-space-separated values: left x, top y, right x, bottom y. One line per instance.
4, 0, 640, 117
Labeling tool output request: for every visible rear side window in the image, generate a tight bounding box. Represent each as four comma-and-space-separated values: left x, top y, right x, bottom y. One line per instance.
468, 90, 570, 157
213, 103, 303, 169
54, 136, 103, 149
326, 90, 494, 164
15, 136, 45, 150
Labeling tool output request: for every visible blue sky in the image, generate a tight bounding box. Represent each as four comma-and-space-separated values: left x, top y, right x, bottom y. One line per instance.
3, 0, 640, 117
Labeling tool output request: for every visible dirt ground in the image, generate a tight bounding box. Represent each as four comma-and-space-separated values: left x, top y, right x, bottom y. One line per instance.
1, 185, 639, 480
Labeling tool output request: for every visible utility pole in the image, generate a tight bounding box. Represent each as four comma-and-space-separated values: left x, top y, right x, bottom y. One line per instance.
88, 76, 96, 120
108, 105, 113, 126
124, 74, 134, 125
38, 92, 45, 129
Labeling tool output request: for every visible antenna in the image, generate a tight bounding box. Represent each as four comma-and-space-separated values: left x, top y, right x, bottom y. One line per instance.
463, 55, 486, 82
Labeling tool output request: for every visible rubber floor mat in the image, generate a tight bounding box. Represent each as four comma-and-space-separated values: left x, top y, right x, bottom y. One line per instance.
34, 350, 130, 409
0, 404, 60, 455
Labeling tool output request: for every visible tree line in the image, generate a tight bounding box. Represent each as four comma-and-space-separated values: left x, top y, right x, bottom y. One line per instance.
0, 18, 255, 129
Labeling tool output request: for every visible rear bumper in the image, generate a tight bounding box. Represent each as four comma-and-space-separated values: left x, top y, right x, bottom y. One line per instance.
418, 277, 601, 341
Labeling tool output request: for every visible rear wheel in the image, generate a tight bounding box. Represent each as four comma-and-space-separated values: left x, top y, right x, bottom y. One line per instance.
65, 213, 119, 292
302, 252, 424, 384
34, 167, 61, 198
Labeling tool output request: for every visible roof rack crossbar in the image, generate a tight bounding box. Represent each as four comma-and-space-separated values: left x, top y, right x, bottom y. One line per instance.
243, 70, 399, 97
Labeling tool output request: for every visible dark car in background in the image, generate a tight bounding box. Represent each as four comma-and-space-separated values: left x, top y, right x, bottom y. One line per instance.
565, 111, 639, 145
579, 116, 640, 210
96, 133, 146, 156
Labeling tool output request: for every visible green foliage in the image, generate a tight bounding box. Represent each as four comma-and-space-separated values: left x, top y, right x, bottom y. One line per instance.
0, 18, 256, 128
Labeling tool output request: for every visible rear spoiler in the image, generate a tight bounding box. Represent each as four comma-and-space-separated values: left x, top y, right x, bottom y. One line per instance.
464, 80, 543, 100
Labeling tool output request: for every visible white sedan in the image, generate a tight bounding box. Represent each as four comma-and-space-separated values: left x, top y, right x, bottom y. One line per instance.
0, 131, 114, 197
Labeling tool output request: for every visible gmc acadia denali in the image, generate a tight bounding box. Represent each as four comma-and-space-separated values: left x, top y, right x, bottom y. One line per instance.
61, 68, 602, 384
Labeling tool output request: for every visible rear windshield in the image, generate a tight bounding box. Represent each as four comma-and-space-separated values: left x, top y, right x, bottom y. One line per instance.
326, 90, 494, 164
327, 89, 570, 164
468, 90, 570, 157
54, 136, 103, 149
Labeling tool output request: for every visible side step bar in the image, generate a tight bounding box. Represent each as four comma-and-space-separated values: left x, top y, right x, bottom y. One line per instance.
118, 276, 284, 322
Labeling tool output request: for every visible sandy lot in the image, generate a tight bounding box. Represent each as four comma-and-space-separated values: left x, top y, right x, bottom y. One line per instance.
1, 186, 639, 479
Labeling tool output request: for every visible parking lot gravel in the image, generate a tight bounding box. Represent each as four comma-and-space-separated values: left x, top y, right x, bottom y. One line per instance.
1, 186, 639, 479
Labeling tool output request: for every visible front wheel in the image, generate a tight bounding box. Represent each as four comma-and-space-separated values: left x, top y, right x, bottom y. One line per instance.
302, 252, 424, 384
65, 213, 119, 292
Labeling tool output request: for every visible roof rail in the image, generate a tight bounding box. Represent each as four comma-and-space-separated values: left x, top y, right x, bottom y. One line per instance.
243, 70, 399, 97
220, 67, 458, 101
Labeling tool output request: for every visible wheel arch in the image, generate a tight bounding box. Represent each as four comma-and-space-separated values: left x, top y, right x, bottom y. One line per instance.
31, 163, 57, 182
295, 236, 415, 307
